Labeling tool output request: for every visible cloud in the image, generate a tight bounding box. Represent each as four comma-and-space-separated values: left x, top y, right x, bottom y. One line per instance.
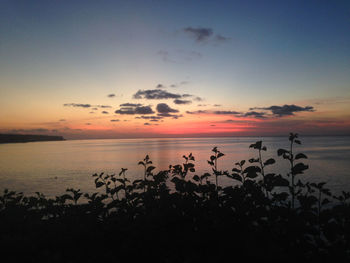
96, 105, 112, 108
176, 50, 202, 61
183, 27, 213, 42
251, 104, 315, 117
143, 122, 159, 126
59, 119, 66, 122
173, 99, 192, 105
213, 110, 241, 115
157, 50, 172, 63
64, 103, 91, 108
193, 96, 203, 102
120, 103, 142, 107
107, 94, 116, 98
157, 113, 183, 119
85, 123, 91, 125
154, 103, 182, 119
156, 84, 165, 89
101, 111, 109, 114
133, 89, 183, 100
183, 27, 230, 44
170, 81, 189, 88
215, 34, 231, 43
241, 111, 267, 119
186, 110, 208, 114
156, 103, 179, 114
213, 104, 221, 107
110, 119, 120, 122
158, 50, 202, 63
135, 116, 163, 120
157, 103, 179, 113
63, 103, 111, 109
215, 119, 255, 124
115, 106, 154, 115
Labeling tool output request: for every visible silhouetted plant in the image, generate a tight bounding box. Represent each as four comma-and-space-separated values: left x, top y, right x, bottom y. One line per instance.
207, 147, 226, 192
277, 133, 308, 209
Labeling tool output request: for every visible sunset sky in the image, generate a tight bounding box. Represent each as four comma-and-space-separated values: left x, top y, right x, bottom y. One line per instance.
1, 0, 350, 139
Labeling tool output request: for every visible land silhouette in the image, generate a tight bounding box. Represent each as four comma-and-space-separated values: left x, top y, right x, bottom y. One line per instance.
0, 134, 65, 144
0, 133, 349, 263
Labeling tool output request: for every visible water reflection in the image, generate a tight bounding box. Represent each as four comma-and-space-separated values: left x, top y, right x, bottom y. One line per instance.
0, 136, 349, 196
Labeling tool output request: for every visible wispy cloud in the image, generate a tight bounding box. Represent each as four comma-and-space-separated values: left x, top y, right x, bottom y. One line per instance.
215, 34, 231, 43
120, 103, 142, 107
183, 26, 230, 44
115, 106, 154, 115
186, 110, 208, 114
107, 94, 116, 98
96, 105, 112, 109
157, 113, 183, 119
133, 89, 196, 100
157, 50, 202, 63
183, 27, 213, 42
241, 111, 267, 119
135, 116, 163, 120
213, 110, 241, 115
133, 89, 182, 100
251, 104, 315, 117
173, 99, 192, 105
64, 103, 111, 109
64, 103, 91, 108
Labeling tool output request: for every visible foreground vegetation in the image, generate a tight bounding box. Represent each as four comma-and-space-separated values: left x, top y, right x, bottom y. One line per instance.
1, 133, 349, 262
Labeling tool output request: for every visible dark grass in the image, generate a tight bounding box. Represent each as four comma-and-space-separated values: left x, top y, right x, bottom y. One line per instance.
1, 133, 350, 263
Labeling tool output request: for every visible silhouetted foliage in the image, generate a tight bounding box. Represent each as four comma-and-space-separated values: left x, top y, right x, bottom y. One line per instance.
1, 133, 350, 263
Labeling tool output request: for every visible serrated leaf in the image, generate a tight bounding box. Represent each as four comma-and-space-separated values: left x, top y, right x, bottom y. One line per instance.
95, 182, 104, 188
292, 163, 309, 175
146, 166, 156, 173
277, 149, 289, 156
232, 168, 241, 173
193, 175, 200, 182
217, 152, 225, 158
295, 153, 307, 159
264, 158, 275, 166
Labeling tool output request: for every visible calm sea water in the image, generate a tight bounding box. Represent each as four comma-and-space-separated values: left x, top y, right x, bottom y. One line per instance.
0, 136, 349, 197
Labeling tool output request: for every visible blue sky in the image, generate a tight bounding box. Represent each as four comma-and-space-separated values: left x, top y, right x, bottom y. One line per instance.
1, 0, 350, 138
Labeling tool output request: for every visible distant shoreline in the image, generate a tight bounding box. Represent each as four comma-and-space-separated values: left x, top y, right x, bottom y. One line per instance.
0, 134, 65, 144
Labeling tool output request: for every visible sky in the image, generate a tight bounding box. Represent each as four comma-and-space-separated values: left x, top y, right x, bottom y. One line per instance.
1, 0, 350, 139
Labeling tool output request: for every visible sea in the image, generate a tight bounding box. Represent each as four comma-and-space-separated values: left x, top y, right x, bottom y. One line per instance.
0, 136, 349, 197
